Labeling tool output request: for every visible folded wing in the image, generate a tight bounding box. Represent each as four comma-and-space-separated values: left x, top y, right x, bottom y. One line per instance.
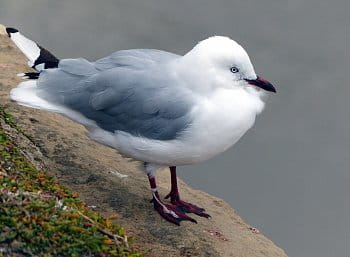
35, 50, 193, 140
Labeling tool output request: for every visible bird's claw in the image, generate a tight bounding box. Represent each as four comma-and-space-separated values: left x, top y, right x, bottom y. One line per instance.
153, 196, 197, 225
165, 191, 211, 218
172, 199, 211, 218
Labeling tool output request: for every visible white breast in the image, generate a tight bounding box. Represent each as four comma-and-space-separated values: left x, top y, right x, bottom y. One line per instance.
90, 87, 265, 166
176, 87, 265, 163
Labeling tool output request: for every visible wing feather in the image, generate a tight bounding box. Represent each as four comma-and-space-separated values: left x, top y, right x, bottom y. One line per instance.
37, 50, 193, 140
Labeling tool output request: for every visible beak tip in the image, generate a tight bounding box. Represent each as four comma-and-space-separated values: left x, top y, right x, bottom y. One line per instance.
245, 76, 276, 93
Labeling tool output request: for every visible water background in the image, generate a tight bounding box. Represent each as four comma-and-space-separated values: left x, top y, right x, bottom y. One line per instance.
1, 1, 350, 256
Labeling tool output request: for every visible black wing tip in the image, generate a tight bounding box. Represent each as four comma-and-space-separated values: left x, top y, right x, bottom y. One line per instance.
5, 27, 59, 70
6, 27, 19, 37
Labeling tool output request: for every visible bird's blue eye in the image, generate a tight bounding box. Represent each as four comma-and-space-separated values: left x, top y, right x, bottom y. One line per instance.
230, 67, 239, 73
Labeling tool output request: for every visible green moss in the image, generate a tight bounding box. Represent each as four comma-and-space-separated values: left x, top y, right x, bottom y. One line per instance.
0, 106, 38, 147
0, 107, 17, 129
0, 107, 143, 257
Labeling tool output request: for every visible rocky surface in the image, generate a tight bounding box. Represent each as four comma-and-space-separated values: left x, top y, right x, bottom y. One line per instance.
0, 26, 288, 257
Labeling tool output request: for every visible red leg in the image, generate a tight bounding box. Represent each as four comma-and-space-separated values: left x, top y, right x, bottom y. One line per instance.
148, 174, 197, 225
165, 166, 211, 218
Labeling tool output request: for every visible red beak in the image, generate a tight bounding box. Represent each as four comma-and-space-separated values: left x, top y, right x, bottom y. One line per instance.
244, 76, 276, 93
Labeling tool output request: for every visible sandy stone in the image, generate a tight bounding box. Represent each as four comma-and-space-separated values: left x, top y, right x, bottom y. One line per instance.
0, 24, 6, 35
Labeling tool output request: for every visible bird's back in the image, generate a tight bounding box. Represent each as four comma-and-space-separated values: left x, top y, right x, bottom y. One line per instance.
32, 49, 194, 141
94, 49, 180, 70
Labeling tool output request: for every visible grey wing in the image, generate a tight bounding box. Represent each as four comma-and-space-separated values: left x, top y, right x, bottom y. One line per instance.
94, 49, 180, 70
37, 51, 193, 141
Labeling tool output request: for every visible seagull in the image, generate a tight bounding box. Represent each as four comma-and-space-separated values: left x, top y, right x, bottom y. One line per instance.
6, 27, 276, 225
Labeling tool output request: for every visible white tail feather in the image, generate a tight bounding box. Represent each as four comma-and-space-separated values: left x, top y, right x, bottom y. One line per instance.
10, 81, 97, 129
10, 81, 59, 111
9, 32, 40, 67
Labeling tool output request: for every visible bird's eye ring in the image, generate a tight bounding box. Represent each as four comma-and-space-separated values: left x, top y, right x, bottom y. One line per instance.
230, 67, 239, 73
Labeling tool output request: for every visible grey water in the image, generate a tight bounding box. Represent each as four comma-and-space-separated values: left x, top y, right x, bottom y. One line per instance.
1, 0, 350, 256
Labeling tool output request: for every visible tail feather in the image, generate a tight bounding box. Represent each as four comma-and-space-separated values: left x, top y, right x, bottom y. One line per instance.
10, 81, 59, 111
10, 80, 96, 129
6, 27, 59, 72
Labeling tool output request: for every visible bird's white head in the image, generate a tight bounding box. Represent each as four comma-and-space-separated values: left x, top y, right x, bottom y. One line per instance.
183, 36, 276, 95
